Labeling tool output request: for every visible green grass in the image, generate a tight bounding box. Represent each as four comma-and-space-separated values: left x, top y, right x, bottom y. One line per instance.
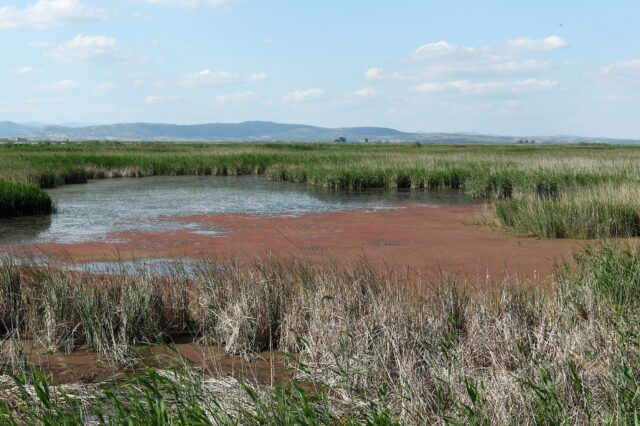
496, 183, 640, 238
0, 365, 398, 425
3, 141, 640, 237
1, 142, 637, 194
1, 245, 640, 423
0, 179, 53, 218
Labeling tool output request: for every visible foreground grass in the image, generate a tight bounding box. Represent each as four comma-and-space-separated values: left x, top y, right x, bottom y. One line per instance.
4, 141, 640, 237
1, 244, 640, 423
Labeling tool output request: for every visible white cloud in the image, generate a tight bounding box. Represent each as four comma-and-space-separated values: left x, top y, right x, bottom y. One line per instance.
179, 69, 266, 87
354, 87, 377, 99
412, 41, 477, 59
139, 0, 237, 7
599, 59, 640, 76
39, 80, 79, 91
179, 69, 240, 88
145, 95, 178, 103
364, 67, 383, 81
402, 37, 563, 80
216, 91, 255, 103
95, 81, 116, 94
595, 60, 640, 92
507, 36, 568, 52
13, 66, 40, 75
283, 88, 324, 102
248, 72, 267, 82
0, 0, 104, 30
126, 71, 146, 87
414, 78, 557, 94
493, 59, 551, 73
41, 34, 148, 64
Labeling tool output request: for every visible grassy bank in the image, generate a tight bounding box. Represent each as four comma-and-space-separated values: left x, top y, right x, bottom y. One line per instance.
0, 180, 53, 218
496, 183, 640, 238
1, 244, 640, 423
3, 141, 640, 237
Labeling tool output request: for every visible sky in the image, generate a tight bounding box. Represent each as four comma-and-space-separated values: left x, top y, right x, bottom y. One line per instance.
1, 0, 639, 138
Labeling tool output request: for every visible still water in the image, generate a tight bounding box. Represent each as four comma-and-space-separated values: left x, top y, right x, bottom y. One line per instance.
0, 176, 470, 244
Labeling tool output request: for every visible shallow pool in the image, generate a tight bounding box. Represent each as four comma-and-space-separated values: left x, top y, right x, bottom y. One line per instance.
0, 175, 471, 244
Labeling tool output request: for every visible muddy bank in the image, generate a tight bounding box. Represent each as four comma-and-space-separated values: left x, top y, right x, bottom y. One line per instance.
23, 344, 289, 385
2, 204, 584, 284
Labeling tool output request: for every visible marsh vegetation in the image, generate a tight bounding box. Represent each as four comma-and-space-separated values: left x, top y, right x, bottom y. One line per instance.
0, 180, 53, 219
2, 142, 640, 423
3, 141, 640, 238
1, 243, 640, 424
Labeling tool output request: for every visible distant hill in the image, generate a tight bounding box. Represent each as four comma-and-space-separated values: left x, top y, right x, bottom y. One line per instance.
0, 120, 637, 144
34, 121, 418, 142
0, 121, 37, 138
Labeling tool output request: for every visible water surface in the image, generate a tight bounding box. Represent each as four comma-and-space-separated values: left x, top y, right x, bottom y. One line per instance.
0, 176, 470, 244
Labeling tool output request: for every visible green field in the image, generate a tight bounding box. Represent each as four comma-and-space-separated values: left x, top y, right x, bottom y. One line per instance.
3, 141, 640, 238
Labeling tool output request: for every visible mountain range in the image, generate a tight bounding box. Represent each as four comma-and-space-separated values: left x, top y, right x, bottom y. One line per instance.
0, 120, 637, 144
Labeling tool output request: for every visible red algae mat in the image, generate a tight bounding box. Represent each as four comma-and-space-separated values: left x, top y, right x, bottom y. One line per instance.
2, 204, 584, 284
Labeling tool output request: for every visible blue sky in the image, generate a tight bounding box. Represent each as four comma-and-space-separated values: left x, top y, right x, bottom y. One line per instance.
1, 0, 639, 138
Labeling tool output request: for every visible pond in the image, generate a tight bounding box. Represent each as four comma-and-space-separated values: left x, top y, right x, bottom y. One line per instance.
0, 175, 471, 244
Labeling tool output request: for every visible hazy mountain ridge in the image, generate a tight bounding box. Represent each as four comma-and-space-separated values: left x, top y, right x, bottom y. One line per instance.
0, 121, 38, 137
36, 122, 417, 142
0, 120, 637, 144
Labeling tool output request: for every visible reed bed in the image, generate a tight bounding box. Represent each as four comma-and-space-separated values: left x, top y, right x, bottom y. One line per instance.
5, 142, 637, 196
1, 244, 639, 423
5, 141, 640, 237
0, 180, 53, 218
496, 183, 640, 239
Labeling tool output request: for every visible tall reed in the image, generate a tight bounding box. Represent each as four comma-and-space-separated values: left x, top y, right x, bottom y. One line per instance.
496, 183, 640, 238
0, 179, 53, 218
0, 245, 639, 423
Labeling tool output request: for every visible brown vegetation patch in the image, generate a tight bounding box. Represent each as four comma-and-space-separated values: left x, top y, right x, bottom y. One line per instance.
2, 204, 584, 285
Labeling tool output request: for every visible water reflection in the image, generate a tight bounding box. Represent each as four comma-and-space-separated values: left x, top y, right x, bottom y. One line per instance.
0, 215, 52, 243
306, 186, 471, 205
